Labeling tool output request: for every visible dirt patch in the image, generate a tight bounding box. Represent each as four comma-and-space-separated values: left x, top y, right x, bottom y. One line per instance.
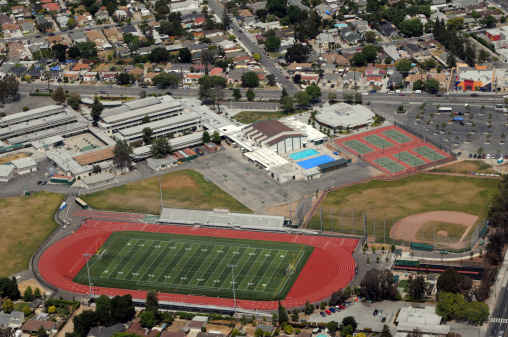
264, 200, 302, 217
160, 174, 197, 190
18, 278, 47, 294
437, 230, 448, 236
390, 211, 477, 248
55, 306, 94, 337
0, 153, 29, 165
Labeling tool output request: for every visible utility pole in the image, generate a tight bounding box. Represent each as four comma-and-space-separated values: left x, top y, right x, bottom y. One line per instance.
83, 253, 93, 296
288, 179, 292, 222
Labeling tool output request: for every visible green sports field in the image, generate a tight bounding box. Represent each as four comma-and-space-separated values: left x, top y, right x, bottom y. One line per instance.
73, 232, 313, 301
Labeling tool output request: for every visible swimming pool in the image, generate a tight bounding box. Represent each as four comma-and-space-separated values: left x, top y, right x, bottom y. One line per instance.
296, 155, 335, 170
288, 148, 319, 160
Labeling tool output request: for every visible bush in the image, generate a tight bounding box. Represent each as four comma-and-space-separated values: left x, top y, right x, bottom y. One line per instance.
22, 106, 30, 111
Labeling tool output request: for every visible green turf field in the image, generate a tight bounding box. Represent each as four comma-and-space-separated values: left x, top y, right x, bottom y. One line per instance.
73, 232, 313, 301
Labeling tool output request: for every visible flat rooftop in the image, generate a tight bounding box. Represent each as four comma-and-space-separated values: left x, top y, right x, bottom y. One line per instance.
116, 112, 201, 138
101, 100, 183, 125
315, 103, 375, 128
73, 146, 115, 165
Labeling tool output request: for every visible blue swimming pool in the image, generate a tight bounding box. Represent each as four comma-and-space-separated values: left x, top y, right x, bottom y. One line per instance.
288, 148, 319, 160
297, 155, 335, 170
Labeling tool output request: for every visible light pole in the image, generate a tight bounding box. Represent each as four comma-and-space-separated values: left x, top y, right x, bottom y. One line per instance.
159, 174, 164, 210
83, 253, 93, 295
228, 264, 238, 315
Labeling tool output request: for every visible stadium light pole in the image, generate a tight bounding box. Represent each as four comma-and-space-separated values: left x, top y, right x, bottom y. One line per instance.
228, 264, 238, 315
83, 253, 93, 296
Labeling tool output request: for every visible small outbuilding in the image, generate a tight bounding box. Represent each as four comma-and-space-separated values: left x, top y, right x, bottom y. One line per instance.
11, 157, 37, 175
81, 172, 116, 189
204, 142, 218, 152
0, 164, 15, 182
147, 156, 178, 171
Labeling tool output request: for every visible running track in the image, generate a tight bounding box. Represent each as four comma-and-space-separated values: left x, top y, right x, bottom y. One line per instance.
39, 220, 358, 310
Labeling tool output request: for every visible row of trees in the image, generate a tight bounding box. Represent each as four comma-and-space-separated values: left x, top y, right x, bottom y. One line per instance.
485, 176, 508, 264
278, 86, 322, 113
0, 77, 19, 104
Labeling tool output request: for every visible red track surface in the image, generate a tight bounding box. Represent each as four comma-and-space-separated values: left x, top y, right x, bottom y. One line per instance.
39, 220, 358, 310
335, 125, 453, 176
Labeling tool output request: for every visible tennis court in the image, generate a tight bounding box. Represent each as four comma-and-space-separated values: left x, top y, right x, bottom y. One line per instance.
343, 139, 375, 155
297, 155, 335, 170
373, 157, 407, 173
382, 129, 414, 144
412, 146, 446, 161
392, 151, 428, 167
362, 134, 394, 150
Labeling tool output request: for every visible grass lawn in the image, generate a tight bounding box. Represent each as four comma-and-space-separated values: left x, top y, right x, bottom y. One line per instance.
422, 221, 468, 241
13, 302, 30, 311
311, 174, 498, 241
73, 231, 313, 301
0, 192, 64, 276
432, 160, 497, 175
233, 109, 309, 124
81, 169, 250, 214
0, 153, 29, 165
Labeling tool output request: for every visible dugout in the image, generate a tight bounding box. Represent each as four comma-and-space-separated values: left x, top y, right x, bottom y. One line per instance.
395, 258, 420, 267
411, 242, 434, 252
317, 158, 348, 173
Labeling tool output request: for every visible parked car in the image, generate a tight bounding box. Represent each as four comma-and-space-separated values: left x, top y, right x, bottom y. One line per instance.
436, 94, 443, 97
399, 93, 405, 96
329, 307, 336, 313
378, 310, 383, 316
367, 102, 370, 105
320, 311, 326, 317
381, 317, 386, 323
325, 310, 331, 315
41, 181, 47, 185
339, 305, 345, 310
470, 93, 479, 97
37, 181, 42, 185
373, 309, 378, 316
469, 154, 472, 158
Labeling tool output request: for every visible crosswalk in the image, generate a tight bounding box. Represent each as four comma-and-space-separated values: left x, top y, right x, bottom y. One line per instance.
491, 318, 508, 323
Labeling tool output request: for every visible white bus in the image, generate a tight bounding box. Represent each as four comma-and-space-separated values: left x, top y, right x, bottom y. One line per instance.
438, 107, 453, 113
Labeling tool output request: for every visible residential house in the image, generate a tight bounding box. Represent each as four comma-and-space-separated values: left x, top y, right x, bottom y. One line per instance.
114, 9, 128, 18
20, 22, 34, 33
315, 33, 335, 50
72, 62, 91, 72
226, 67, 243, 84
379, 22, 398, 37
0, 14, 12, 25
26, 67, 46, 79
204, 29, 224, 38
431, 72, 448, 89
95, 7, 110, 21
287, 63, 313, 74
56, 15, 69, 27
403, 43, 423, 58
237, 9, 253, 17
170, 0, 199, 12
100, 71, 117, 81
143, 72, 157, 83
86, 30, 111, 50
2, 23, 20, 36
209, 67, 224, 76
340, 27, 362, 45
315, 3, 333, 17
104, 28, 122, 42
35, 17, 52, 27
7, 42, 28, 58
87, 323, 126, 337
70, 31, 87, 43
184, 72, 203, 83
0, 312, 24, 328
387, 71, 403, 89
301, 73, 319, 84
114, 43, 130, 57
322, 63, 337, 73
149, 21, 161, 29
21, 320, 56, 334
11, 5, 24, 14
405, 73, 425, 85
63, 71, 80, 81
48, 68, 64, 80
129, 67, 144, 80
121, 25, 138, 36
0, 63, 14, 77
42, 3, 61, 11
342, 71, 362, 86
322, 73, 339, 85
76, 15, 91, 26
83, 72, 98, 81
47, 34, 66, 46
11, 66, 27, 78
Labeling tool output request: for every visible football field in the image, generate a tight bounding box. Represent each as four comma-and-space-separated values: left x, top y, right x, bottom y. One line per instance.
73, 231, 314, 301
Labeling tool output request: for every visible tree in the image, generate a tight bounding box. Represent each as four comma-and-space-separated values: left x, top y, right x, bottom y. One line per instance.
52, 44, 67, 62
222, 9, 232, 29
67, 17, 77, 27
150, 137, 172, 159
380, 325, 392, 337
67, 92, 81, 110
447, 17, 464, 31
447, 53, 457, 68
295, 91, 311, 106
362, 45, 377, 63
408, 275, 426, 300
22, 306, 32, 316
425, 79, 440, 92
152, 73, 179, 87
149, 46, 170, 63
142, 127, 153, 145
271, 313, 278, 326
142, 115, 151, 124
110, 295, 135, 323
413, 79, 424, 91
116, 73, 135, 85
328, 92, 337, 102
351, 52, 366, 66
2, 299, 13, 314
285, 43, 310, 63
341, 316, 357, 330
179, 48, 192, 63
267, 74, 277, 86
37, 325, 47, 337
266, 0, 287, 17
395, 59, 412, 72
73, 310, 98, 337
202, 130, 211, 143
330, 289, 348, 306
233, 88, 241, 100
305, 85, 322, 102
139, 91, 147, 99
51, 86, 66, 105
478, 49, 490, 64
360, 269, 398, 301
23, 286, 33, 302
96, 295, 112, 326
212, 130, 221, 144
399, 19, 424, 37
278, 301, 289, 323
364, 31, 377, 43
242, 71, 260, 88
33, 287, 41, 298
113, 140, 133, 169
304, 300, 314, 315
246, 89, 255, 101
140, 311, 157, 329
480, 15, 497, 28
327, 321, 338, 334
280, 95, 294, 112
253, 53, 261, 62
437, 267, 461, 295
265, 35, 281, 52
354, 93, 363, 104
91, 95, 104, 126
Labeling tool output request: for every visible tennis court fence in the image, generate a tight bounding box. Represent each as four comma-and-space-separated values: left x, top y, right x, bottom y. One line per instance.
306, 207, 489, 253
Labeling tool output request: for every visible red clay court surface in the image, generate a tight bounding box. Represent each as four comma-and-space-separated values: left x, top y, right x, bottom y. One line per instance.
39, 220, 358, 310
335, 125, 453, 175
